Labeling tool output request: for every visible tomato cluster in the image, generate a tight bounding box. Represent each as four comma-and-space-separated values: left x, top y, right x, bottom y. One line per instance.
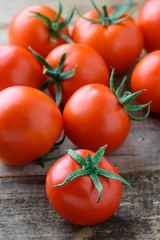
0, 0, 159, 226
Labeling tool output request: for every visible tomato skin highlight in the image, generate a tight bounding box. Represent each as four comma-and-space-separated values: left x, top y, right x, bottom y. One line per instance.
72, 9, 143, 75
63, 84, 130, 152
44, 43, 110, 106
0, 86, 63, 165
8, 5, 70, 57
46, 149, 122, 226
131, 50, 160, 114
138, 0, 160, 53
0, 45, 43, 90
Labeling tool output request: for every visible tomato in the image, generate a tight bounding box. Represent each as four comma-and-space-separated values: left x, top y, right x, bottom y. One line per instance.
8, 5, 71, 57
138, 0, 160, 52
131, 50, 160, 114
0, 45, 43, 90
72, 5, 143, 74
0, 86, 63, 165
43, 43, 110, 106
46, 146, 126, 225
63, 83, 130, 153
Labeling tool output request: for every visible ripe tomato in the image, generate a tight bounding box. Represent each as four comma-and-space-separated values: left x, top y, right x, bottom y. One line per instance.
0, 86, 63, 165
8, 5, 71, 57
42, 43, 110, 106
131, 50, 160, 114
63, 83, 130, 152
46, 147, 124, 225
0, 45, 43, 90
138, 0, 160, 52
72, 6, 143, 74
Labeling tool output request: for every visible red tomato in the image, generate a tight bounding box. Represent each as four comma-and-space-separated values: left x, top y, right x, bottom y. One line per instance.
63, 84, 130, 152
8, 5, 70, 57
0, 45, 43, 90
44, 43, 110, 106
0, 86, 63, 165
46, 148, 122, 225
131, 50, 160, 114
72, 8, 143, 75
138, 0, 160, 52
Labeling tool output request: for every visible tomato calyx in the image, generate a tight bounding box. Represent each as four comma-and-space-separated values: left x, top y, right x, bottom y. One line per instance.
53, 145, 132, 203
30, 0, 75, 43
76, 0, 133, 27
35, 133, 66, 167
110, 69, 151, 121
29, 47, 77, 106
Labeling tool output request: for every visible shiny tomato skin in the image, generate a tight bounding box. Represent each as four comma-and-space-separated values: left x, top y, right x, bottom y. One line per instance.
72, 9, 143, 75
63, 84, 130, 152
8, 5, 70, 57
131, 50, 160, 114
0, 45, 43, 90
138, 0, 160, 52
45, 43, 110, 106
46, 149, 122, 225
0, 86, 63, 165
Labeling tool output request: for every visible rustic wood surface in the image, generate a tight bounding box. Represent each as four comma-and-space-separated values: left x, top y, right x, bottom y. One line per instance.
0, 0, 160, 239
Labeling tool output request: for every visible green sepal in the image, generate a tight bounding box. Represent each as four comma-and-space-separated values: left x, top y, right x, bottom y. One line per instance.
53, 169, 87, 187
116, 76, 127, 98
98, 169, 132, 190
109, 0, 132, 20
55, 32, 74, 43
119, 90, 146, 107
124, 102, 151, 112
58, 6, 75, 30
57, 53, 66, 72
91, 0, 103, 18
109, 69, 151, 121
30, 0, 75, 43
109, 68, 116, 95
29, 11, 52, 30
76, 0, 133, 27
40, 77, 56, 91
55, 81, 62, 106
66, 149, 87, 167
29, 47, 77, 107
125, 104, 151, 121
53, 145, 132, 203
75, 8, 102, 24
90, 174, 103, 203
110, 12, 133, 24
54, 0, 63, 23
29, 46, 54, 70
92, 144, 107, 167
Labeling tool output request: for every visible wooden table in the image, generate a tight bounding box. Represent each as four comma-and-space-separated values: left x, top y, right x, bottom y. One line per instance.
0, 0, 159, 239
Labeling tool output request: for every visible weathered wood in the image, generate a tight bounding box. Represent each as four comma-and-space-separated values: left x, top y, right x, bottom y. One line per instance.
0, 0, 160, 239
0, 109, 159, 177
0, 173, 159, 240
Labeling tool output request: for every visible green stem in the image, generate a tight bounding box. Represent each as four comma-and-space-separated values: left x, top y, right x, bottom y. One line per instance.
102, 5, 110, 27
76, 0, 133, 26
30, 0, 75, 43
53, 145, 132, 203
29, 47, 77, 107
109, 69, 151, 121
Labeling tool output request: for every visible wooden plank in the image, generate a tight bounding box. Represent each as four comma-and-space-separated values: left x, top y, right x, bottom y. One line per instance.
0, 111, 159, 177
0, 0, 159, 176
0, 172, 159, 240
0, 0, 159, 239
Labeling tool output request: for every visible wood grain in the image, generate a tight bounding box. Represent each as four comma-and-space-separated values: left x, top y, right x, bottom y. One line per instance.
0, 173, 159, 240
0, 0, 160, 239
